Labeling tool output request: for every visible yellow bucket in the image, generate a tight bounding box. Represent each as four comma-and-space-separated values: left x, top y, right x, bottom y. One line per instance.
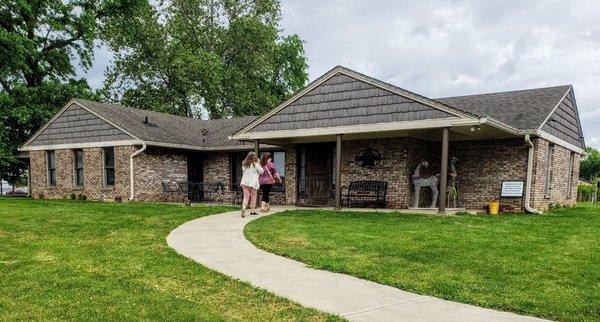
489, 201, 500, 215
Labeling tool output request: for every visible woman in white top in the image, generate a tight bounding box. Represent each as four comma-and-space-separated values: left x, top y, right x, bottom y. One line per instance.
240, 151, 263, 217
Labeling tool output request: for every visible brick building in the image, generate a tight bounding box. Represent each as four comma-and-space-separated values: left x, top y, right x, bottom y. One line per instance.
20, 66, 585, 213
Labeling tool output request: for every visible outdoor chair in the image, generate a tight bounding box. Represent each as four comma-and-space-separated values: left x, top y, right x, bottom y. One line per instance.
161, 180, 180, 202
177, 181, 200, 203
199, 182, 225, 204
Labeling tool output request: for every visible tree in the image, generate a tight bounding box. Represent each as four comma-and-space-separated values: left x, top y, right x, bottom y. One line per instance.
580, 147, 600, 203
0, 0, 138, 182
102, 0, 308, 118
580, 147, 600, 181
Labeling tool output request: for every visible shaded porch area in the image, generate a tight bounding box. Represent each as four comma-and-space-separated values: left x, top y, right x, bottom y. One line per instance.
251, 123, 528, 213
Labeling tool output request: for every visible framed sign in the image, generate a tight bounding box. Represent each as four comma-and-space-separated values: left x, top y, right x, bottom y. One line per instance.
501, 181, 524, 197
354, 148, 383, 168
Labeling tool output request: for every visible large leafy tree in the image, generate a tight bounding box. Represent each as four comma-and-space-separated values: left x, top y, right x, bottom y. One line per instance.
0, 0, 137, 182
580, 147, 600, 181
103, 0, 308, 118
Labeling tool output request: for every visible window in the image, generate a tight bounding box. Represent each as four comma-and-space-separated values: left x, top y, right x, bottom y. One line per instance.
567, 152, 575, 197
103, 147, 115, 186
544, 144, 555, 197
47, 150, 56, 186
73, 149, 84, 186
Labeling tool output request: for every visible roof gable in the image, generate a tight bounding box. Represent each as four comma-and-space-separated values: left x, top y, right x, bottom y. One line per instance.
26, 102, 134, 147
241, 66, 471, 135
540, 88, 585, 149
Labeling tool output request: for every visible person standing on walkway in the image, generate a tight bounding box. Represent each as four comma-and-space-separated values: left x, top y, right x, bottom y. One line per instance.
259, 152, 280, 212
240, 151, 263, 217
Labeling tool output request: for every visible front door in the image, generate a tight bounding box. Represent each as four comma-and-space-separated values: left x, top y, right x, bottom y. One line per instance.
298, 143, 334, 206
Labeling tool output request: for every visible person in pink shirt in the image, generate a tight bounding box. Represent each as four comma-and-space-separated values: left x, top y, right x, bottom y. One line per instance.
259, 152, 280, 212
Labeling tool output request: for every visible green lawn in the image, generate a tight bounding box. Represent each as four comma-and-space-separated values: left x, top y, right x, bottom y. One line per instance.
245, 204, 600, 321
0, 198, 340, 321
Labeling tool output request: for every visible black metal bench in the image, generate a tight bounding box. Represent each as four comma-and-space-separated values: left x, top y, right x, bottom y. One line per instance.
343, 180, 388, 208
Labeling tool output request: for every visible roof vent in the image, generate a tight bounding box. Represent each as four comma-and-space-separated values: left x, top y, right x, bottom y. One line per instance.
142, 116, 157, 127
201, 128, 208, 144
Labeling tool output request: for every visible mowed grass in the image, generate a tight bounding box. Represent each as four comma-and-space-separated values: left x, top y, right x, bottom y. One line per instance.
245, 204, 600, 321
0, 198, 340, 321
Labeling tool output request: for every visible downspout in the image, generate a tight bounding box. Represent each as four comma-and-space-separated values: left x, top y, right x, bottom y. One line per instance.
129, 143, 147, 201
524, 135, 542, 214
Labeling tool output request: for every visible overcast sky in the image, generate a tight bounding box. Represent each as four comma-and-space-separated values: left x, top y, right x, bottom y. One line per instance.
78, 0, 600, 148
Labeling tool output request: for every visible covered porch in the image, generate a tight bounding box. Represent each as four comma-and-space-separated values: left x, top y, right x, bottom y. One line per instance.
248, 120, 526, 213
232, 66, 531, 213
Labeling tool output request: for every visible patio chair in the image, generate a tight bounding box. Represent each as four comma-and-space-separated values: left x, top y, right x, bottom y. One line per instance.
177, 181, 200, 203
161, 180, 179, 202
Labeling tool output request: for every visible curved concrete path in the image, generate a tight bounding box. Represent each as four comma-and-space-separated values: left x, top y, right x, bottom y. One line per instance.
167, 207, 547, 322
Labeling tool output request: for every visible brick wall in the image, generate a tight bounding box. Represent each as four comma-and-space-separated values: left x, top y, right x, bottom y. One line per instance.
27, 137, 580, 210
284, 136, 578, 212
339, 137, 439, 208
203, 152, 230, 191
30, 146, 134, 201
133, 147, 187, 201
283, 145, 298, 205
201, 151, 288, 205
450, 139, 528, 212
531, 138, 580, 210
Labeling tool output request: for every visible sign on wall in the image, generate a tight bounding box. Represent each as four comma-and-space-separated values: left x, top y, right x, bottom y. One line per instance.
501, 181, 524, 197
354, 148, 383, 168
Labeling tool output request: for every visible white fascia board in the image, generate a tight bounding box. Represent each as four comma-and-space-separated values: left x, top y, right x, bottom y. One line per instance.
233, 118, 479, 140
478, 117, 532, 136
537, 130, 586, 155
19, 140, 143, 151
144, 141, 281, 151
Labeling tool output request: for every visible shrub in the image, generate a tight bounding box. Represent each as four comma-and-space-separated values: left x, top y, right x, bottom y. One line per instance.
578, 184, 596, 201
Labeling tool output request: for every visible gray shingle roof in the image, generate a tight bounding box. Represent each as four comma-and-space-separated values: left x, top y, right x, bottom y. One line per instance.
75, 99, 257, 149
436, 85, 571, 131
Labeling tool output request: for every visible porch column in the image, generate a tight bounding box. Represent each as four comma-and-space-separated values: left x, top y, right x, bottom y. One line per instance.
335, 134, 343, 210
439, 127, 449, 213
253, 139, 259, 155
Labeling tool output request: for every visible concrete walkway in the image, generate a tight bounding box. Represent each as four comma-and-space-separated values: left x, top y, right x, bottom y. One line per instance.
167, 207, 547, 322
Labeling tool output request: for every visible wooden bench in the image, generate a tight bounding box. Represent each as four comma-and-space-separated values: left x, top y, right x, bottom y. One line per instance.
343, 180, 388, 208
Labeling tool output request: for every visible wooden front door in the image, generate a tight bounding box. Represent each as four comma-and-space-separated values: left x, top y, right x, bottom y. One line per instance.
298, 144, 334, 206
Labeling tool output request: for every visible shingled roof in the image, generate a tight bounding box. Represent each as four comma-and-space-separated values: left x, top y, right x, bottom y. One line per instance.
235, 66, 585, 151
436, 85, 572, 131
75, 99, 257, 149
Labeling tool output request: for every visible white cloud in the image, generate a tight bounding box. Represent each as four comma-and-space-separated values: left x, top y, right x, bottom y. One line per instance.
79, 0, 600, 148
279, 0, 600, 148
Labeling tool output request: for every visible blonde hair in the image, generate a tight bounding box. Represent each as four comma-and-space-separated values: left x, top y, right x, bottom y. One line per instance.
242, 151, 257, 167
